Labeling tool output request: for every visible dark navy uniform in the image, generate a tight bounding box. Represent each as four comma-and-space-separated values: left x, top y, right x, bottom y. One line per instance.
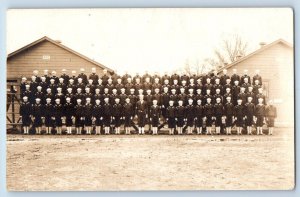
185, 104, 195, 127
166, 105, 176, 128
255, 104, 266, 127
67, 83, 77, 94
125, 83, 134, 94
39, 81, 48, 94
102, 103, 112, 127
175, 105, 185, 127
134, 83, 144, 94
92, 94, 103, 105
128, 94, 137, 109
53, 103, 63, 127
161, 74, 170, 85
75, 104, 84, 127
231, 74, 240, 85
34, 91, 44, 104
89, 73, 99, 85
152, 83, 162, 93
23, 90, 34, 104
237, 92, 247, 105
246, 92, 256, 103
101, 74, 110, 86
171, 74, 180, 85
84, 103, 93, 126
161, 93, 170, 118
241, 74, 251, 85
231, 85, 240, 105
115, 83, 124, 94
64, 102, 74, 127
214, 103, 224, 127
78, 73, 88, 84
152, 93, 161, 106
256, 93, 266, 105
169, 94, 178, 106
95, 84, 105, 94
220, 74, 230, 86
93, 104, 103, 126
123, 103, 134, 127
253, 74, 262, 85
60, 74, 70, 85
234, 105, 245, 127
44, 103, 54, 127
65, 93, 76, 105
177, 93, 187, 106
149, 105, 161, 127
204, 103, 214, 127
195, 104, 204, 127
143, 82, 152, 91
31, 103, 43, 127
57, 82, 67, 94
55, 93, 65, 105
224, 102, 234, 127
30, 81, 39, 95
86, 84, 95, 94
20, 101, 31, 127
113, 103, 123, 127
244, 102, 255, 126
136, 101, 148, 127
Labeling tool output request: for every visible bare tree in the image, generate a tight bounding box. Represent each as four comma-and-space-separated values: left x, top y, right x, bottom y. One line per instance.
207, 34, 248, 70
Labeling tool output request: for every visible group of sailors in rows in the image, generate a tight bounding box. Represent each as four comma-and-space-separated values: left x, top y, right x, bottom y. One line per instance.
19, 68, 277, 135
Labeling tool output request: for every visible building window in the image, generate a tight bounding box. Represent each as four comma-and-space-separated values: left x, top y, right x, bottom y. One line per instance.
42, 55, 51, 60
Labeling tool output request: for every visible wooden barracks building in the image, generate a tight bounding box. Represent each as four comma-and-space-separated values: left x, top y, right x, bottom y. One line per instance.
7, 36, 113, 81
218, 39, 293, 126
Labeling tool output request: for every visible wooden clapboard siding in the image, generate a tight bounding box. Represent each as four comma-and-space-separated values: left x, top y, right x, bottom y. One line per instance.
224, 41, 293, 126
7, 36, 113, 79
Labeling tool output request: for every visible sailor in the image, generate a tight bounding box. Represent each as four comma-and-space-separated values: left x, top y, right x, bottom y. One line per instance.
234, 99, 245, 135
255, 98, 266, 135
185, 98, 195, 135
74, 99, 84, 135
175, 100, 185, 135
20, 96, 31, 135
103, 97, 112, 134
93, 99, 103, 135
149, 99, 161, 135
84, 98, 93, 134
166, 100, 176, 135
213, 97, 224, 135
89, 67, 99, 85
78, 68, 88, 84
204, 97, 214, 135
244, 97, 255, 135
64, 97, 74, 135
123, 98, 134, 135
136, 94, 148, 135
224, 96, 234, 135
266, 100, 277, 135
44, 98, 54, 134
31, 98, 43, 134
53, 98, 63, 135
112, 98, 123, 134
194, 99, 204, 134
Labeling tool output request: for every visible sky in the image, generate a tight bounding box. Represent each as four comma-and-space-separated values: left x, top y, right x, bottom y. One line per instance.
7, 8, 293, 75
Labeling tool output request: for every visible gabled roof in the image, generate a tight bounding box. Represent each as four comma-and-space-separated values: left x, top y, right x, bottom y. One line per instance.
7, 36, 113, 72
218, 38, 293, 72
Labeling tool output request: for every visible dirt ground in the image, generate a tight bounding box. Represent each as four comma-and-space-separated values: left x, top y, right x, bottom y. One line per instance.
6, 128, 294, 191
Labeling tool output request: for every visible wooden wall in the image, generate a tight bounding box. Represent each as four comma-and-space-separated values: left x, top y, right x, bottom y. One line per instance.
7, 40, 106, 79
226, 43, 294, 126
